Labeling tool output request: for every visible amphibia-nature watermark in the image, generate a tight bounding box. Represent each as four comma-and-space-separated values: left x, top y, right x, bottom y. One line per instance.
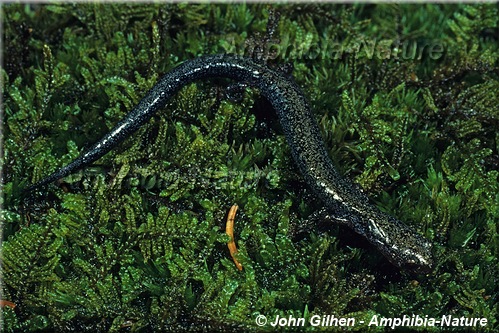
242, 37, 446, 62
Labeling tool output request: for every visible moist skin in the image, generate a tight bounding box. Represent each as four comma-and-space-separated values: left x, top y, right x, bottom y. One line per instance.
27, 54, 433, 272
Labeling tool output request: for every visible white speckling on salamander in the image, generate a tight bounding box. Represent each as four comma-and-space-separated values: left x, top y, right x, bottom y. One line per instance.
26, 54, 433, 273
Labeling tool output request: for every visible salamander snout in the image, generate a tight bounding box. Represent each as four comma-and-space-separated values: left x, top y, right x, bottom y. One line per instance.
382, 220, 433, 274
363, 213, 433, 274
395, 241, 433, 274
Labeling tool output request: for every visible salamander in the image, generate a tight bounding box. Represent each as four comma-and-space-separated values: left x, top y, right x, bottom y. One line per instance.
27, 54, 433, 272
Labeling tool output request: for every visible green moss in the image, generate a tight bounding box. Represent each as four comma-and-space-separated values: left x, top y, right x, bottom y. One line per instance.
2, 3, 498, 332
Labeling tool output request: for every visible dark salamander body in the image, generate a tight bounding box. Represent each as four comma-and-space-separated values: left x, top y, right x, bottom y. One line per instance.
28, 54, 432, 272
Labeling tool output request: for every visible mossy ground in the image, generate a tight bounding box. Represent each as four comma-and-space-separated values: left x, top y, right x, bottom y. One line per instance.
1, 3, 498, 332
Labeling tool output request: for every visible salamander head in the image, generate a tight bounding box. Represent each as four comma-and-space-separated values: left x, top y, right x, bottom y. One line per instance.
365, 213, 433, 274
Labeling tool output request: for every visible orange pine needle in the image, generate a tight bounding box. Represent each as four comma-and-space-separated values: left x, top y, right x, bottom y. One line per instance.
0, 300, 16, 309
226, 205, 243, 271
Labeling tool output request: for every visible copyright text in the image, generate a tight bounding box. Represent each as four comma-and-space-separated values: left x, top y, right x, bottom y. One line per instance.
254, 314, 488, 329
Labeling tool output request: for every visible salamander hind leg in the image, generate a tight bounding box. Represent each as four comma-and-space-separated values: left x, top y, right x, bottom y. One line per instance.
224, 82, 248, 103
